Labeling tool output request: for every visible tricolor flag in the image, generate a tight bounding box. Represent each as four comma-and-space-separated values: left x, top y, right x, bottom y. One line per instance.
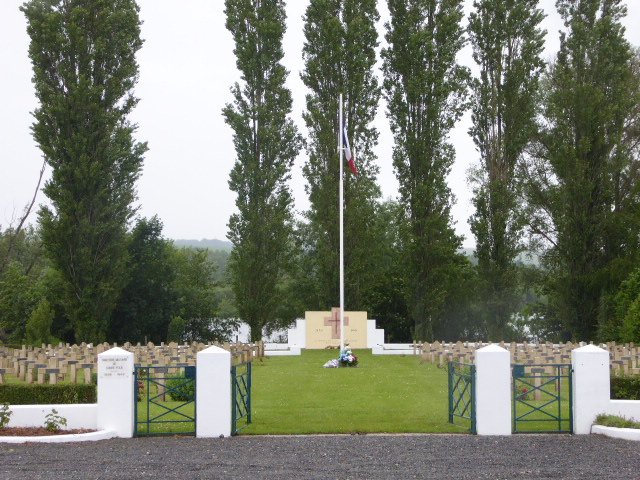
342, 126, 358, 176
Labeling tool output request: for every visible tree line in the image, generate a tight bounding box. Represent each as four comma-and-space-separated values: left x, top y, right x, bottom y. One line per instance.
1, 0, 639, 346
0, 218, 238, 345
225, 0, 640, 344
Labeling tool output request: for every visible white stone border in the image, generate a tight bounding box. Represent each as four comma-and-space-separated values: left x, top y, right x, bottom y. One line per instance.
591, 425, 640, 441
0, 429, 117, 443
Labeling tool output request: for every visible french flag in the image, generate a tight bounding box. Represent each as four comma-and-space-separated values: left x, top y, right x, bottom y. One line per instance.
343, 126, 358, 176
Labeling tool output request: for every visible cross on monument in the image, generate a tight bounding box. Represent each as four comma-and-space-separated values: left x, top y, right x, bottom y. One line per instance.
324, 307, 349, 340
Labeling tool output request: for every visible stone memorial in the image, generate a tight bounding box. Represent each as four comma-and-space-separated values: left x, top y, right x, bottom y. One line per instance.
304, 308, 368, 349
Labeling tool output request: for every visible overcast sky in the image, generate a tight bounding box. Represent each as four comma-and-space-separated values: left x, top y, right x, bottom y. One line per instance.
1, 1, 639, 248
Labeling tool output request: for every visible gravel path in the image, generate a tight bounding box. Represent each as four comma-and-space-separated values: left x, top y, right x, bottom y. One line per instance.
0, 434, 638, 479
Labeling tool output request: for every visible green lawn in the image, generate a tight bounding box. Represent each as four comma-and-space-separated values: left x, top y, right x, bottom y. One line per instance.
512, 375, 572, 433
135, 400, 195, 436
242, 349, 466, 434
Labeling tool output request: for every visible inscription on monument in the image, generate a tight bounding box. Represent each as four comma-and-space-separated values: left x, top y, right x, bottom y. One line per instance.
305, 309, 368, 348
98, 356, 131, 379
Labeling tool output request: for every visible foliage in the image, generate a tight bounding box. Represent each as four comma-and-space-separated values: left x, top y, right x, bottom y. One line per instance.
611, 375, 640, 400
0, 262, 39, 343
382, 0, 470, 340
468, 0, 545, 340
166, 372, 196, 402
0, 403, 11, 429
0, 225, 46, 279
515, 383, 531, 401
300, 0, 382, 312
108, 218, 233, 344
523, 0, 640, 341
21, 0, 147, 343
172, 247, 235, 342
612, 267, 640, 343
595, 413, 640, 429
166, 316, 185, 343
361, 201, 411, 342
223, 0, 302, 341
44, 408, 67, 432
109, 217, 176, 343
0, 384, 96, 405
25, 299, 55, 346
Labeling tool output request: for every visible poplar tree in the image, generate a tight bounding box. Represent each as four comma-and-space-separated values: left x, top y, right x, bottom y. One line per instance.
525, 0, 640, 340
382, 0, 470, 341
468, 0, 545, 339
224, 0, 302, 341
300, 0, 381, 311
21, 0, 146, 342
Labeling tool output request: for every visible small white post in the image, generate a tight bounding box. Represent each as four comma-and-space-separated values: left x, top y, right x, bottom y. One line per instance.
97, 347, 134, 437
572, 344, 610, 434
196, 345, 231, 438
475, 344, 511, 435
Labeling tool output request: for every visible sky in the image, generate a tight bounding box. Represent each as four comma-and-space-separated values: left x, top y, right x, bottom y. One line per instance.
1, 1, 639, 248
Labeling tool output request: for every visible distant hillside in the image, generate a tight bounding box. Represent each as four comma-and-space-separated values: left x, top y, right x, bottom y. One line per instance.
173, 238, 233, 251
460, 247, 540, 266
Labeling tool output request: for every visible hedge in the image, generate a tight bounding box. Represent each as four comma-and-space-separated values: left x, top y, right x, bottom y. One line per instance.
0, 384, 96, 405
611, 375, 640, 400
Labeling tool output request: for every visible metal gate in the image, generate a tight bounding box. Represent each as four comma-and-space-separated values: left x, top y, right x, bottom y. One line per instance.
134, 365, 196, 436
512, 364, 572, 433
231, 360, 252, 435
448, 361, 476, 434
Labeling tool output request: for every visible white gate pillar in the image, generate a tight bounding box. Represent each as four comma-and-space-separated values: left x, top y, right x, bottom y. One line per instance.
196, 345, 231, 438
475, 344, 511, 435
97, 347, 135, 437
572, 344, 610, 434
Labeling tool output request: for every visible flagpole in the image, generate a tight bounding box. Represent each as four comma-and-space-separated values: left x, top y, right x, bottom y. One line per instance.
339, 94, 345, 353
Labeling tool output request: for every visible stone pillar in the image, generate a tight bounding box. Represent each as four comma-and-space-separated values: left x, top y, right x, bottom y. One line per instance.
196, 345, 231, 438
572, 344, 610, 434
475, 344, 511, 435
97, 347, 135, 438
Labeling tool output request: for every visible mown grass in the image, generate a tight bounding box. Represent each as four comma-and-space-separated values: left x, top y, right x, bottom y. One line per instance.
242, 349, 466, 434
135, 400, 195, 436
512, 372, 572, 433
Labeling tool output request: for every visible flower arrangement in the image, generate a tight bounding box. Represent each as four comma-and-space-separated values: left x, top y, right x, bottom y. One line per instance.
338, 347, 358, 367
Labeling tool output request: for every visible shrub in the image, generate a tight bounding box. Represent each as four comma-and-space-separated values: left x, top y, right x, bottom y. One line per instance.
611, 375, 640, 400
166, 372, 195, 402
0, 384, 96, 405
44, 408, 67, 432
0, 403, 11, 428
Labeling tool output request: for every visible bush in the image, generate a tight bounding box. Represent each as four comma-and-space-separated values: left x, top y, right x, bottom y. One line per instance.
0, 384, 96, 405
611, 375, 640, 400
44, 408, 67, 432
166, 371, 195, 402
0, 403, 11, 428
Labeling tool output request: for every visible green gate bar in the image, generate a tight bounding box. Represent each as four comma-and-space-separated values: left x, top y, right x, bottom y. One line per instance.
134, 365, 196, 437
231, 360, 252, 435
512, 364, 572, 434
447, 361, 476, 434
